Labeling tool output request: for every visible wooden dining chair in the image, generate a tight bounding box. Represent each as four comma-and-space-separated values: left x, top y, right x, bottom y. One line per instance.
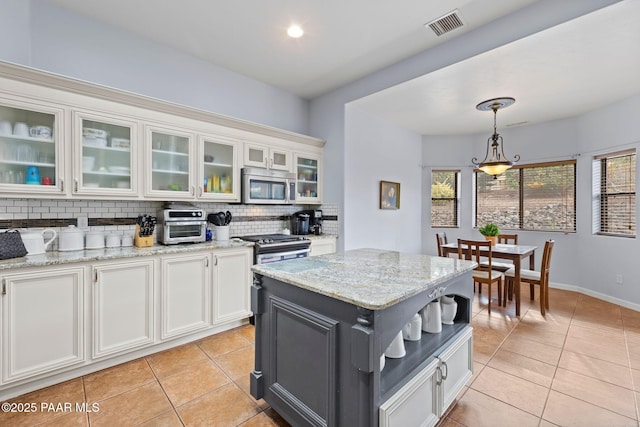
435, 232, 448, 257
481, 233, 519, 272
457, 239, 504, 313
504, 240, 555, 315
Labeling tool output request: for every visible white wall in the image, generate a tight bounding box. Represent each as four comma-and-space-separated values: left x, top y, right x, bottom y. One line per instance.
423, 94, 640, 307
345, 106, 422, 252
0, 0, 309, 135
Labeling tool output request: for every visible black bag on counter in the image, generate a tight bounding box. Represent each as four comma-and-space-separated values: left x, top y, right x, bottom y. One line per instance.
0, 229, 28, 260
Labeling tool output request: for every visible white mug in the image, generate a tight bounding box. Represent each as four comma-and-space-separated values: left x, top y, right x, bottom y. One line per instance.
421, 301, 442, 334
13, 122, 29, 137
402, 313, 422, 341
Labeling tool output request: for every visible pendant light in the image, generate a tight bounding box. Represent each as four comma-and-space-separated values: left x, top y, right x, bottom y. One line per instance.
472, 97, 520, 179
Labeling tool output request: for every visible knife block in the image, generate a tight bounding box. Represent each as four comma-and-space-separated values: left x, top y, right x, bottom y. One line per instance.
134, 224, 154, 248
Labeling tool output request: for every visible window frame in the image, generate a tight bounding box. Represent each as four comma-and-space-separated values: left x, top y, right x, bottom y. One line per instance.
431, 169, 460, 228
593, 149, 636, 238
474, 159, 577, 233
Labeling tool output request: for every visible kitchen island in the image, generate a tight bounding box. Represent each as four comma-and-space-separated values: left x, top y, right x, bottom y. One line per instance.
250, 248, 477, 427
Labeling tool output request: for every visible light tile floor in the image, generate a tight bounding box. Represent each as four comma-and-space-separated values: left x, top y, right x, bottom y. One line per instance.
1, 286, 639, 426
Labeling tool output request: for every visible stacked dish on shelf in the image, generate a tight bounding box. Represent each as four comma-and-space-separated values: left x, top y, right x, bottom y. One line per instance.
83, 127, 108, 147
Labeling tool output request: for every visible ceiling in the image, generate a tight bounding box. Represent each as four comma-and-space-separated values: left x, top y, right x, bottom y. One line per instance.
44, 0, 536, 99
43, 0, 640, 136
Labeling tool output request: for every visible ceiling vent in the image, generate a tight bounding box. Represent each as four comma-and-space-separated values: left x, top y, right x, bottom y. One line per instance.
426, 10, 464, 37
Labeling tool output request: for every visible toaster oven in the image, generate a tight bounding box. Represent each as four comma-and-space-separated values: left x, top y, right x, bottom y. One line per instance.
157, 208, 207, 244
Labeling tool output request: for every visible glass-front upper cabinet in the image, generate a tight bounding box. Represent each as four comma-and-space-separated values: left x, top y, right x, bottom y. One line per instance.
145, 125, 194, 199
294, 152, 322, 204
244, 143, 291, 171
198, 134, 240, 201
73, 111, 138, 196
0, 98, 65, 195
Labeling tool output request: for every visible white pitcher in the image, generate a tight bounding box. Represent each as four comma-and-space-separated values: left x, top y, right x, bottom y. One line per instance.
21, 228, 57, 255
421, 301, 442, 334
441, 295, 458, 325
402, 313, 422, 341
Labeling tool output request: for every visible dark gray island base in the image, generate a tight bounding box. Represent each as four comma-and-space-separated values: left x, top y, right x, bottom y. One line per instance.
250, 249, 477, 427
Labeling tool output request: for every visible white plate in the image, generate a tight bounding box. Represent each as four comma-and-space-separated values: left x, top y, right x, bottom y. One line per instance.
83, 127, 108, 138
108, 166, 130, 174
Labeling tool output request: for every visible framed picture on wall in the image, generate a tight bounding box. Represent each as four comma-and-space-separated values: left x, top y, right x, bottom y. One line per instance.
380, 180, 400, 210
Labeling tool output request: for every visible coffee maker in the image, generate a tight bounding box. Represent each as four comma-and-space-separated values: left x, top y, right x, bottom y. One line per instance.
292, 209, 323, 235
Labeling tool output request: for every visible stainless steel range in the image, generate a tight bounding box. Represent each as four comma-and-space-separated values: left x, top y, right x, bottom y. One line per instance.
240, 234, 311, 264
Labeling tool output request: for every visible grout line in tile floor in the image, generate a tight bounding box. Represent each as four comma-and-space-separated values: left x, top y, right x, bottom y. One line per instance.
2, 288, 640, 426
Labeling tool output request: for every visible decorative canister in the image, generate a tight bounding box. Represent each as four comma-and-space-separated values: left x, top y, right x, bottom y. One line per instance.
441, 295, 458, 325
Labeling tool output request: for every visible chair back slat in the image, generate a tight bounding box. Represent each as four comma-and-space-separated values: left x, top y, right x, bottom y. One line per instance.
457, 239, 493, 270
540, 240, 555, 285
436, 232, 448, 257
497, 234, 518, 244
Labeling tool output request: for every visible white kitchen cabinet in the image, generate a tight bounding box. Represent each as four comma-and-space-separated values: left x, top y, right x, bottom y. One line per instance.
197, 133, 241, 201
294, 152, 322, 204
160, 253, 211, 340
145, 124, 196, 199
1, 267, 84, 384
310, 237, 337, 256
244, 142, 291, 171
92, 259, 155, 359
72, 110, 139, 197
212, 248, 252, 324
0, 95, 66, 196
379, 326, 473, 427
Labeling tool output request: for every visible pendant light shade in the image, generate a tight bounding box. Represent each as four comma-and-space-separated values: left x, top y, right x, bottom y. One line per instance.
472, 97, 520, 179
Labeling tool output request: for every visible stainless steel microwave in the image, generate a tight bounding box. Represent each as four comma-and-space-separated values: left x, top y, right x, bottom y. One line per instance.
242, 167, 296, 204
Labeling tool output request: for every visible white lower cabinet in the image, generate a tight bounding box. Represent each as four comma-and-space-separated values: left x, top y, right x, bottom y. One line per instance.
379, 326, 473, 427
309, 236, 337, 256
1, 267, 85, 384
161, 253, 211, 339
212, 248, 252, 324
92, 259, 155, 359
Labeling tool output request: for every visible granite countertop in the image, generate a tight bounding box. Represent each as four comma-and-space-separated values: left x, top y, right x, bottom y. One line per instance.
252, 248, 477, 310
0, 239, 253, 271
304, 234, 338, 240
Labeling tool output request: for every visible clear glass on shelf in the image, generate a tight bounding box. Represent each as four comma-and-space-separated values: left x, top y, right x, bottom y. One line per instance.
0, 104, 57, 188
296, 155, 319, 199
201, 138, 235, 197
80, 118, 133, 191
150, 130, 190, 193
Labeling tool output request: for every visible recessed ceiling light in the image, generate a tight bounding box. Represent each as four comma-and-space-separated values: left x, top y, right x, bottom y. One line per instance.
287, 25, 304, 38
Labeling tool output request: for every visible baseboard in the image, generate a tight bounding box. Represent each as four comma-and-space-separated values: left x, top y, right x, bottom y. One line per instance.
549, 282, 640, 313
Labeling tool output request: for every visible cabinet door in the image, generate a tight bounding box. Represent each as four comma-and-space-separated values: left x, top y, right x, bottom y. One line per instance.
212, 248, 252, 324
73, 110, 138, 197
145, 125, 195, 199
294, 152, 322, 204
437, 326, 473, 416
0, 96, 66, 196
1, 267, 84, 384
244, 143, 268, 168
269, 147, 291, 171
310, 238, 337, 256
161, 253, 211, 339
92, 260, 155, 359
379, 357, 440, 427
198, 134, 240, 201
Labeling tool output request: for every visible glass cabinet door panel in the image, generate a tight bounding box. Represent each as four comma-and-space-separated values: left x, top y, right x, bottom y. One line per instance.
199, 135, 239, 201
78, 117, 135, 194
0, 102, 62, 194
296, 155, 319, 199
150, 129, 191, 195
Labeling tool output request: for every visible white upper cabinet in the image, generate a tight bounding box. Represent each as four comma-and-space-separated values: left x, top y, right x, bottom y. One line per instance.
72, 110, 138, 197
145, 125, 196, 199
294, 152, 322, 204
244, 142, 291, 171
0, 96, 66, 196
197, 134, 241, 201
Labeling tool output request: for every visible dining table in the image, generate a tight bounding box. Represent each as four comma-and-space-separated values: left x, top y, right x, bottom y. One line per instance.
440, 242, 537, 316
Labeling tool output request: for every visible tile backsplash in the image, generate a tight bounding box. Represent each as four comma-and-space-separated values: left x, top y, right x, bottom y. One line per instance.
0, 199, 338, 250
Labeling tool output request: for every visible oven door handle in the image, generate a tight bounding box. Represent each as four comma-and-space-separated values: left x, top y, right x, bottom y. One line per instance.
257, 248, 310, 264
164, 221, 205, 226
